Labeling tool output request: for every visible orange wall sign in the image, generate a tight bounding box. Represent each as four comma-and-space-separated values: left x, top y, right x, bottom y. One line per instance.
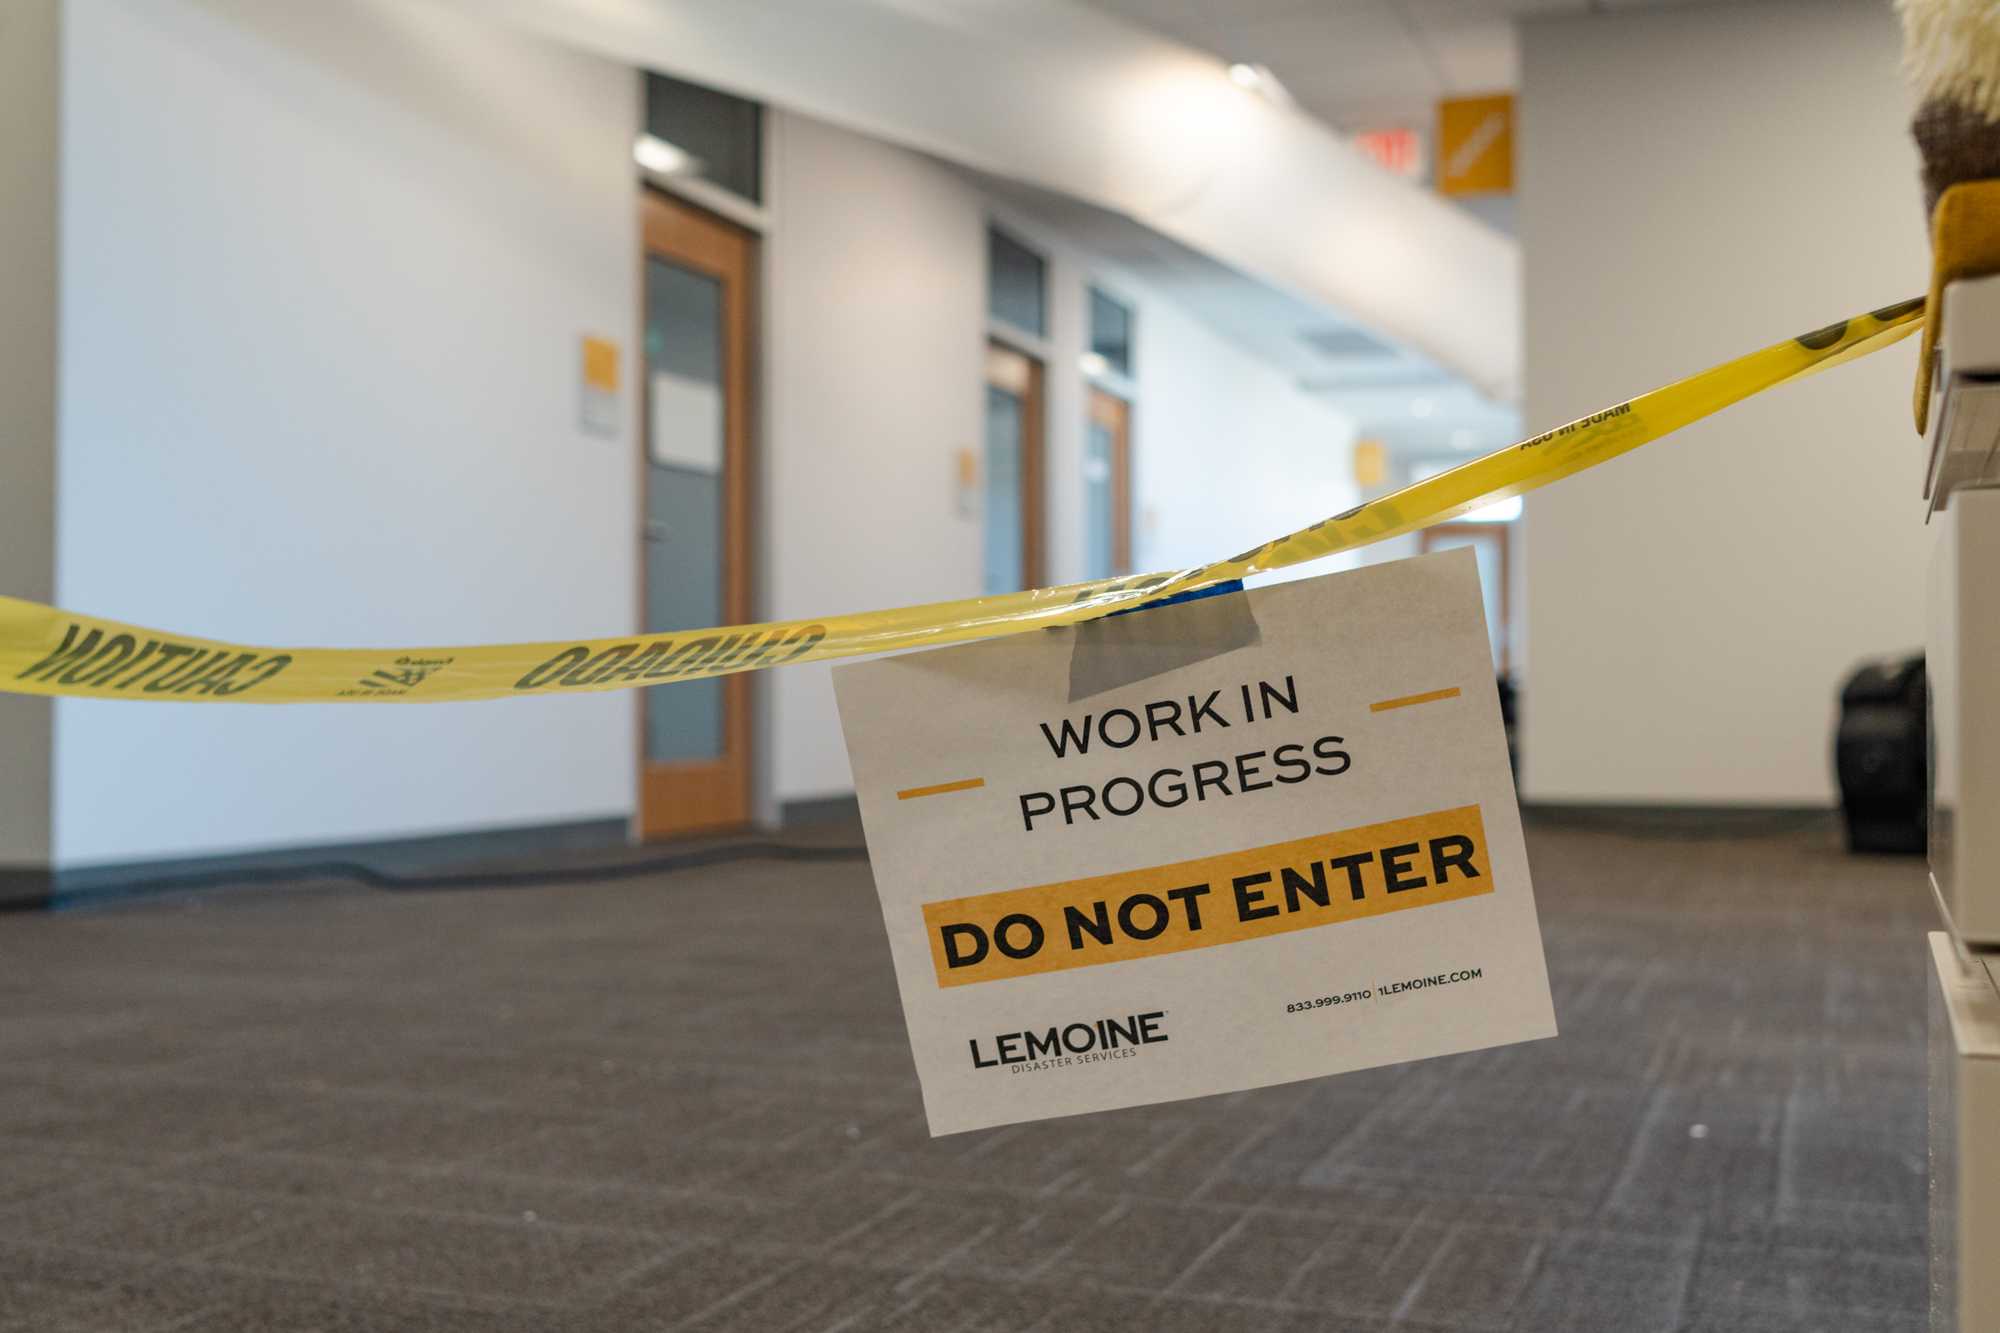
579, 334, 620, 437
581, 335, 620, 393
1436, 94, 1514, 197
1353, 439, 1388, 489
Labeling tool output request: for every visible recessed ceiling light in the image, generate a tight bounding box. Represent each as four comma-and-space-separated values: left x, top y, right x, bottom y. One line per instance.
633, 133, 697, 177
1411, 398, 1435, 419
1080, 351, 1111, 378
1226, 62, 1292, 105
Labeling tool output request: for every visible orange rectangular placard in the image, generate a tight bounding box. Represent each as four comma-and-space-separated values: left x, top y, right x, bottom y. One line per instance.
581, 335, 620, 393
921, 805, 1491, 987
1437, 94, 1514, 197
1353, 438, 1387, 488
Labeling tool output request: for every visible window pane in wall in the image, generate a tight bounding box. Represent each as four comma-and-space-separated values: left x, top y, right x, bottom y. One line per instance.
984, 383, 1026, 594
644, 72, 762, 204
1084, 410, 1116, 579
643, 256, 727, 762
1089, 287, 1133, 377
988, 229, 1046, 336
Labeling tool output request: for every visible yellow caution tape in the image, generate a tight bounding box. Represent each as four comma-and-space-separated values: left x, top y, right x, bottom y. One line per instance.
0, 298, 1924, 705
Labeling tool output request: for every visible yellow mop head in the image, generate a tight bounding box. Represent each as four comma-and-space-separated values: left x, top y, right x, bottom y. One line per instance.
1903, 0, 2000, 115
1903, 0, 2000, 211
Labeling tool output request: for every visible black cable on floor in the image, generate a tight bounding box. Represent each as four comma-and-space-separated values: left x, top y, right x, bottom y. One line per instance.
36, 841, 872, 913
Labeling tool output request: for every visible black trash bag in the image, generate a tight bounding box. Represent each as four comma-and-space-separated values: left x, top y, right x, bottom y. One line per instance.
1834, 654, 1927, 855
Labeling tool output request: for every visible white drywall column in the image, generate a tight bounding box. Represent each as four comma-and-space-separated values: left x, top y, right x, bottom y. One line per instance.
0, 0, 59, 897
760, 112, 989, 804
1519, 0, 1928, 804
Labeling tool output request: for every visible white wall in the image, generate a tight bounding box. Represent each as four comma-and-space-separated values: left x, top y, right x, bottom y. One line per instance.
49, 9, 1360, 850
1131, 293, 1360, 583
761, 112, 1360, 804
55, 0, 640, 864
0, 0, 60, 874
1519, 0, 1928, 805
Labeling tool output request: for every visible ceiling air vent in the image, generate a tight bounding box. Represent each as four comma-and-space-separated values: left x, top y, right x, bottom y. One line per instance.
1298, 325, 1397, 360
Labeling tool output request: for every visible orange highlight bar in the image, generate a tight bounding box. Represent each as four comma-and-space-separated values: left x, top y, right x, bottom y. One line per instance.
922, 805, 1491, 987
1370, 687, 1461, 713
898, 777, 986, 801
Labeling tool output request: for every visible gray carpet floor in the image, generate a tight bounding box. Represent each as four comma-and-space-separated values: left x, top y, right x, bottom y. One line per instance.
0, 814, 1935, 1331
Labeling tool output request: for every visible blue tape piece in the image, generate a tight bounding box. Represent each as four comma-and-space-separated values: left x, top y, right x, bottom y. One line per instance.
1108, 579, 1246, 619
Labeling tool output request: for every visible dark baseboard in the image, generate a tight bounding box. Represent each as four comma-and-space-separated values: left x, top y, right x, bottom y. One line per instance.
38, 816, 630, 912
0, 867, 55, 914
1522, 802, 1837, 835
780, 795, 860, 828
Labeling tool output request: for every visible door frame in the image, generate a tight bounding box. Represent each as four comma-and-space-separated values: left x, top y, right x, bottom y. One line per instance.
635, 187, 756, 840
1087, 387, 1133, 576
984, 339, 1046, 591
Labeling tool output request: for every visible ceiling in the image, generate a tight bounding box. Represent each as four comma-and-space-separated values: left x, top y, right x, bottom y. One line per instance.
1075, 0, 1741, 133
1058, 0, 1773, 466
970, 167, 1523, 461
470, 0, 1519, 397
475, 0, 1534, 462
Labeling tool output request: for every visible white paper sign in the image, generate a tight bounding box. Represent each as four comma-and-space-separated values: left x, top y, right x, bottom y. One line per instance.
648, 370, 723, 473
832, 551, 1555, 1136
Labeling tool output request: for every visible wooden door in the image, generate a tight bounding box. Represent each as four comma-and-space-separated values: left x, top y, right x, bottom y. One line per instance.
637, 190, 754, 838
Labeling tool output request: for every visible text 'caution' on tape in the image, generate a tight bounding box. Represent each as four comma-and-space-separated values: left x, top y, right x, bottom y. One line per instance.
0, 299, 1923, 706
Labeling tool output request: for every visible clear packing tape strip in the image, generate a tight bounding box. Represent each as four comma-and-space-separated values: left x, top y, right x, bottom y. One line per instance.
0, 298, 1925, 706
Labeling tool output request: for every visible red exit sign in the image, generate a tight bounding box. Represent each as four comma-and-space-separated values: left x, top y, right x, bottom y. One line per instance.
1351, 128, 1424, 181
